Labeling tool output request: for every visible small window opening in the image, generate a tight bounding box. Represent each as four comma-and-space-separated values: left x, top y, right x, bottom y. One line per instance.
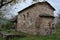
27, 12, 29, 18
23, 14, 25, 20
24, 23, 25, 25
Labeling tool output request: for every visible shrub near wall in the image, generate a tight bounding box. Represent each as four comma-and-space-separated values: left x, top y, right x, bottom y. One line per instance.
0, 18, 14, 30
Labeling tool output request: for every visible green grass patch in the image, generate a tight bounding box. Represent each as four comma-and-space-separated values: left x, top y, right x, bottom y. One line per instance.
10, 27, 60, 40
0, 26, 60, 40
0, 37, 4, 40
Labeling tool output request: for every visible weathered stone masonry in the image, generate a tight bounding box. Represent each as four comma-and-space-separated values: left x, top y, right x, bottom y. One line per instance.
17, 1, 55, 35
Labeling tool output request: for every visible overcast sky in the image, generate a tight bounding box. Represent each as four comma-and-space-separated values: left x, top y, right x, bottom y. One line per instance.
12, 0, 60, 16
14, 0, 60, 16
47, 0, 60, 16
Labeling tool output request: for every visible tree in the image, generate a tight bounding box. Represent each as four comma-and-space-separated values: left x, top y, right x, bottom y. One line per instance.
0, 0, 17, 8
0, 0, 17, 19
55, 11, 60, 28
57, 14, 60, 24
0, 0, 12, 8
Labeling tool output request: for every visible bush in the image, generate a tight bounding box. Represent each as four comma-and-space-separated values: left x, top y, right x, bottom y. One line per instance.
55, 22, 60, 30
6, 21, 14, 29
0, 18, 14, 30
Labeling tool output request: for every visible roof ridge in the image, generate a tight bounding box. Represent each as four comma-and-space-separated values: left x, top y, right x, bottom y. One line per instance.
18, 1, 55, 13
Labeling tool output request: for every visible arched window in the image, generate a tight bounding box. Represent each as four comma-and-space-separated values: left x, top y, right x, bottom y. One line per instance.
23, 14, 25, 20
27, 12, 29, 18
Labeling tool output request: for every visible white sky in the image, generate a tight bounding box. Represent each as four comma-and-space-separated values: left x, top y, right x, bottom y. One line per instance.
14, 0, 60, 16
46, 0, 60, 16
4, 0, 60, 19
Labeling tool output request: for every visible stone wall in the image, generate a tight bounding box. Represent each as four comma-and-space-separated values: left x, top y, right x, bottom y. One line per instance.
17, 3, 55, 35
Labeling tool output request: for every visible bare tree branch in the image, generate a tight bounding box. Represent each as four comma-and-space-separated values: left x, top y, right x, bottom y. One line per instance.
0, 0, 13, 8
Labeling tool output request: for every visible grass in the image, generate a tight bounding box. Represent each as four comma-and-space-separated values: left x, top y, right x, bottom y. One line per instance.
0, 37, 4, 40
0, 27, 60, 40
9, 27, 60, 40
9, 33, 60, 40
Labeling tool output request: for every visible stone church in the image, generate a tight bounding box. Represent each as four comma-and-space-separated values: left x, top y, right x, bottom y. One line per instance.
17, 0, 55, 35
